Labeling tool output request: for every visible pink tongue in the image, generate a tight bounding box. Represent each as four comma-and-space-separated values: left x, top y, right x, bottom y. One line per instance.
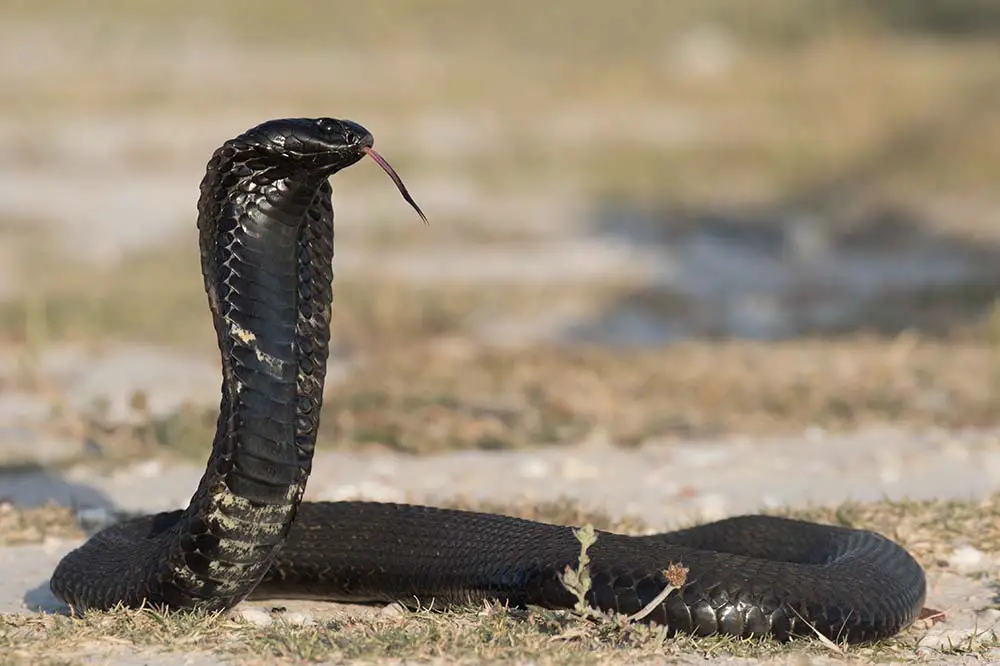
362, 146, 428, 224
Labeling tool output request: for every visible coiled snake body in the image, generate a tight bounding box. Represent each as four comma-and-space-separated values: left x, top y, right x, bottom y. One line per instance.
50, 118, 926, 643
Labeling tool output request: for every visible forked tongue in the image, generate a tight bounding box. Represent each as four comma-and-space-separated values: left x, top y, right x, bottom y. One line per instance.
362, 146, 428, 224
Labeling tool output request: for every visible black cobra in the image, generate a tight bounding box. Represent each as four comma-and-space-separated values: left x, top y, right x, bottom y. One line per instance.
49, 117, 926, 643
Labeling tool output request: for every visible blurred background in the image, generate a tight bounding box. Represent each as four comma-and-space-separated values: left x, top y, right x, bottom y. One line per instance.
1, 0, 999, 465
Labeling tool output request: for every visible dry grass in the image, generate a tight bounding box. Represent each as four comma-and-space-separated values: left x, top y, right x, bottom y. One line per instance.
1, 494, 997, 665
779, 495, 1000, 571
0, 236, 638, 352
23, 332, 994, 463
319, 335, 1000, 451
4, 232, 996, 462
0, 502, 81, 547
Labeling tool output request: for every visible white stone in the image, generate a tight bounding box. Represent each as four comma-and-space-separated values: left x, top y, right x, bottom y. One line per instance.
947, 545, 987, 574
518, 458, 549, 479
378, 602, 407, 617
282, 611, 314, 626
238, 608, 273, 627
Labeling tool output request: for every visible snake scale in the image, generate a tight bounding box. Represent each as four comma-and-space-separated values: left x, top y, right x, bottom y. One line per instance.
49, 117, 926, 644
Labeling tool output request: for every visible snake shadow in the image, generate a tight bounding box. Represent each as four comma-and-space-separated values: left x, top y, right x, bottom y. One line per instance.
0, 463, 116, 513
0, 463, 119, 613
23, 584, 69, 615
562, 198, 1000, 346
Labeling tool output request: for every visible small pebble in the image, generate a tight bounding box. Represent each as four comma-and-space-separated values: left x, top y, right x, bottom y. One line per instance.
283, 611, 314, 626
238, 608, 273, 627
518, 459, 549, 479
135, 460, 162, 478
760, 495, 783, 509
379, 602, 406, 617
947, 545, 987, 574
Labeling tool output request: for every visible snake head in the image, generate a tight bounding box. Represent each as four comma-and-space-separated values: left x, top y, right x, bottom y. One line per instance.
234, 117, 426, 223
238, 117, 373, 174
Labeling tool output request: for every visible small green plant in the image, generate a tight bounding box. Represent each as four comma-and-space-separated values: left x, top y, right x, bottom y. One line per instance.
558, 523, 600, 618
558, 523, 689, 626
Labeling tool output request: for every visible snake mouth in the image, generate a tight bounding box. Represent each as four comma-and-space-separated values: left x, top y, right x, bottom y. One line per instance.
362, 146, 428, 224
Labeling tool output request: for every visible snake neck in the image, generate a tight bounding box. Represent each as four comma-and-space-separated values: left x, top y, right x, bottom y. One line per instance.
157, 144, 336, 608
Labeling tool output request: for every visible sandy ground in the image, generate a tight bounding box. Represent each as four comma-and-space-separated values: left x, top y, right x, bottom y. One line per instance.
1, 424, 999, 664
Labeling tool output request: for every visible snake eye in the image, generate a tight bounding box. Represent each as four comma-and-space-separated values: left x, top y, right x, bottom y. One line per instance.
316, 118, 338, 133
